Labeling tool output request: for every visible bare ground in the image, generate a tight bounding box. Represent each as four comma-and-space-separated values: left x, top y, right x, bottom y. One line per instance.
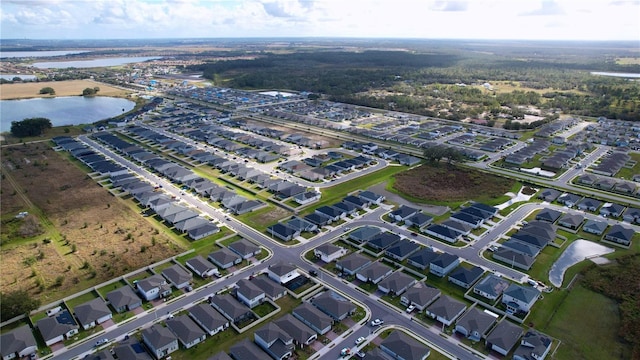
0, 80, 130, 100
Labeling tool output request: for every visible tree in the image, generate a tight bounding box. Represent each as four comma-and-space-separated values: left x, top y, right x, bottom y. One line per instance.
0, 290, 41, 322
12, 76, 22, 82
10, 118, 53, 138
82, 87, 100, 96
39, 87, 55, 95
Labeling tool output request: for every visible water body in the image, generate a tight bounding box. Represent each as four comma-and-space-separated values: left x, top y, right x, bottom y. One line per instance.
0, 74, 37, 81
0, 50, 88, 58
31, 57, 161, 69
591, 71, 640, 78
0, 96, 135, 132
548, 239, 614, 287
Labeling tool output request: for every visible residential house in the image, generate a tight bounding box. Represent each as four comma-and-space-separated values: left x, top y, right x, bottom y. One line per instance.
501, 240, 541, 258
273, 314, 317, 348
343, 195, 368, 210
405, 213, 433, 229
513, 330, 553, 360
235, 279, 266, 308
348, 226, 381, 243
448, 266, 484, 289
407, 248, 439, 270
385, 239, 420, 261
358, 191, 385, 205
267, 223, 300, 242
425, 295, 467, 326
210, 294, 254, 325
311, 291, 356, 321
535, 209, 562, 223
166, 315, 206, 349
286, 216, 318, 233
455, 307, 498, 341
254, 322, 294, 360
106, 286, 142, 313
174, 217, 210, 233
252, 276, 288, 301
367, 232, 401, 251
389, 205, 420, 222
314, 243, 347, 263
336, 253, 372, 276
599, 203, 626, 218
424, 224, 463, 243
603, 224, 634, 246
400, 284, 441, 311
557, 213, 584, 230
292, 302, 333, 335
162, 264, 193, 290
377, 271, 417, 296
136, 274, 172, 301
557, 193, 581, 208
188, 303, 229, 336
228, 238, 261, 259
582, 219, 609, 236
208, 248, 242, 269
267, 262, 300, 284
473, 274, 510, 301
112, 338, 153, 360
486, 321, 523, 356
622, 207, 640, 224
537, 188, 561, 202
493, 248, 535, 271
356, 261, 394, 284
576, 198, 603, 212
294, 191, 321, 205
185, 255, 219, 278
229, 339, 269, 360
380, 330, 431, 360
0, 325, 37, 360
74, 298, 113, 330
188, 223, 220, 240
36, 310, 79, 346
429, 253, 460, 277
502, 284, 541, 313
142, 324, 179, 360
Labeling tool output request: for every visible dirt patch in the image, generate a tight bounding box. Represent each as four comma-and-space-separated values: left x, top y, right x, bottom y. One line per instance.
392, 164, 514, 203
0, 80, 130, 100
242, 118, 342, 148
0, 143, 182, 303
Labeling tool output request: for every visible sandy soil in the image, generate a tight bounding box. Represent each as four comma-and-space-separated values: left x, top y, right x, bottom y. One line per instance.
0, 80, 130, 100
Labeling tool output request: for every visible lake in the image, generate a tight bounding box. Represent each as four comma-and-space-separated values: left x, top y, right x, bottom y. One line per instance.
31, 57, 161, 69
548, 239, 614, 287
591, 71, 640, 78
0, 50, 89, 58
0, 96, 135, 132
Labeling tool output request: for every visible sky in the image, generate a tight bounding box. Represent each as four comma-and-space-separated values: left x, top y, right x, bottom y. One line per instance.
1, 0, 639, 41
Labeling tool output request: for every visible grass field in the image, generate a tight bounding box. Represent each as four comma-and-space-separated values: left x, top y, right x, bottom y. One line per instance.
0, 143, 183, 303
0, 80, 130, 100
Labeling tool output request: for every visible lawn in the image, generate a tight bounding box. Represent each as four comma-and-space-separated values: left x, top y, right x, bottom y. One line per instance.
0, 79, 130, 100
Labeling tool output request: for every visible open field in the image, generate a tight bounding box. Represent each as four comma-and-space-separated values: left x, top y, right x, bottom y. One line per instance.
0, 143, 183, 303
391, 163, 515, 205
0, 80, 130, 100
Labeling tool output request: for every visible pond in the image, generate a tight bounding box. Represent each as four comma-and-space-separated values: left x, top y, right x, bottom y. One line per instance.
590, 71, 640, 78
1, 96, 135, 132
548, 239, 614, 287
31, 56, 161, 69
0, 50, 89, 58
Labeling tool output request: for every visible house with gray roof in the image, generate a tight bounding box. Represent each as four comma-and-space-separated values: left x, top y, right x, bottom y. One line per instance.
188, 303, 229, 336
599, 203, 626, 218
407, 248, 439, 270
448, 265, 484, 289
604, 224, 634, 246
186, 255, 219, 278
343, 195, 368, 209
385, 239, 420, 261
380, 330, 431, 360
74, 298, 112, 330
210, 294, 255, 325
267, 261, 300, 284
314, 243, 347, 263
501, 240, 541, 258
36, 310, 79, 346
513, 330, 553, 360
235, 278, 265, 308
502, 284, 541, 313
426, 295, 467, 326
358, 190, 385, 205
348, 226, 381, 243
274, 314, 317, 348
538, 188, 561, 202
430, 253, 460, 277
582, 219, 609, 235
336, 252, 372, 276
405, 212, 433, 229
486, 320, 523, 356
208, 352, 233, 360
368, 232, 401, 251
493, 248, 535, 270
254, 322, 294, 360
473, 274, 510, 301
311, 291, 356, 321
557, 213, 584, 230
136, 274, 172, 301
1, 324, 37, 360
425, 224, 463, 243
356, 261, 394, 284
577, 198, 603, 212
267, 223, 300, 242
229, 338, 269, 360
292, 302, 333, 335
166, 315, 206, 349
557, 193, 581, 207
622, 207, 640, 224
451, 211, 484, 229
455, 307, 498, 341
535, 208, 562, 223
228, 238, 261, 259
106, 286, 142, 313
389, 205, 420, 222
252, 275, 288, 301
400, 284, 441, 311
286, 216, 318, 233
174, 217, 210, 233
112, 338, 153, 360
162, 264, 193, 289
142, 324, 179, 360
208, 247, 242, 269
377, 271, 417, 296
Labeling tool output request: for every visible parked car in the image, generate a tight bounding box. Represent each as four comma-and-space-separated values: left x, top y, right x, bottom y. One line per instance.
370, 318, 384, 326
356, 351, 366, 358
355, 337, 366, 345
309, 270, 318, 277
406, 304, 416, 313
95, 338, 108, 347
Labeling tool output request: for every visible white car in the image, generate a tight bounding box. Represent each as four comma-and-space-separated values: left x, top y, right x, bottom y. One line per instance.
355, 337, 366, 345
406, 304, 416, 313
370, 318, 384, 326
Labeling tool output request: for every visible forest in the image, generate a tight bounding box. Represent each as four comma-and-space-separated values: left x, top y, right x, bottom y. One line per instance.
191, 42, 640, 122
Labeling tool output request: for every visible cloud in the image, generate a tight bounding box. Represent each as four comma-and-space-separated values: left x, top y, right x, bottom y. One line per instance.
430, 1, 468, 12
609, 0, 640, 5
260, 0, 314, 19
519, 0, 565, 16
